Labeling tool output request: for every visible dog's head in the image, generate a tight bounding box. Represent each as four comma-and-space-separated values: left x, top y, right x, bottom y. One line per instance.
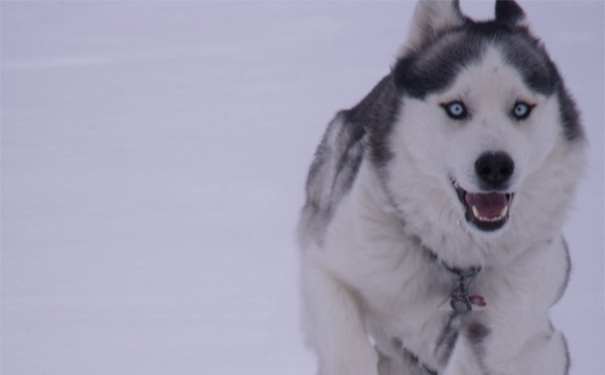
372, 0, 585, 251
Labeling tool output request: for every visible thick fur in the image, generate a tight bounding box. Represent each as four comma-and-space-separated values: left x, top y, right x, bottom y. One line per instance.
298, 1, 586, 374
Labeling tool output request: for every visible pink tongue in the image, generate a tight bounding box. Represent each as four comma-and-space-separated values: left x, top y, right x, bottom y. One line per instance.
465, 192, 507, 219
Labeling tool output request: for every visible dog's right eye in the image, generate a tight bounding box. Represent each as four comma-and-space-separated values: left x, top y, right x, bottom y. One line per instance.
442, 101, 468, 120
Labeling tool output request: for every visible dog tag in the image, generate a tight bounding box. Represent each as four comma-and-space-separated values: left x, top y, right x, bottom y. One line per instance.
450, 295, 472, 311
450, 283, 472, 311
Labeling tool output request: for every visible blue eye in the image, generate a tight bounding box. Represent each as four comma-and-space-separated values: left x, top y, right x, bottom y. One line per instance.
512, 102, 533, 120
442, 101, 468, 120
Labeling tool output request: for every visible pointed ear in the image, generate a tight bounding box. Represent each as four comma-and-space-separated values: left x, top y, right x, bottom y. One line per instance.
401, 0, 466, 56
495, 0, 528, 27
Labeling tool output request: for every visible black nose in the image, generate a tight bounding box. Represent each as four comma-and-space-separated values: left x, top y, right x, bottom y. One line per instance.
475, 152, 514, 189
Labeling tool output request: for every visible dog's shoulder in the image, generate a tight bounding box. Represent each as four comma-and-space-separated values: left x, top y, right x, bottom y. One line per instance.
299, 74, 399, 247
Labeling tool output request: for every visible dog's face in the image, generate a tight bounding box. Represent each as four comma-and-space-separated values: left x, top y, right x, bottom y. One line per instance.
378, 0, 584, 245
397, 47, 561, 234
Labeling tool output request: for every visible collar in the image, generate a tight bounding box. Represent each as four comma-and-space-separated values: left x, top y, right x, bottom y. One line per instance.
424, 248, 485, 311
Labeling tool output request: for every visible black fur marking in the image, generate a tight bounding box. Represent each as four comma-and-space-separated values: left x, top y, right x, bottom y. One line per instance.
393, 30, 484, 99
300, 75, 400, 244
389, 338, 439, 374
300, 112, 365, 244
394, 22, 561, 98
556, 85, 584, 141
359, 75, 401, 168
498, 32, 560, 95
401, 347, 439, 375
495, 0, 525, 26
393, 16, 584, 142
467, 322, 490, 346
467, 322, 491, 374
434, 312, 464, 365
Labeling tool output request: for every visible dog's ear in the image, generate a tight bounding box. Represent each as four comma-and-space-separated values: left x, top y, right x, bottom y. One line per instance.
402, 0, 466, 56
495, 0, 528, 27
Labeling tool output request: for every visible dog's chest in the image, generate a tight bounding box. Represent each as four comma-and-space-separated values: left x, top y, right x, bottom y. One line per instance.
323, 188, 491, 366
357, 255, 463, 371
346, 240, 490, 368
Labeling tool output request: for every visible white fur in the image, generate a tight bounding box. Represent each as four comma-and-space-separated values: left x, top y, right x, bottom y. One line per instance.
299, 1, 585, 374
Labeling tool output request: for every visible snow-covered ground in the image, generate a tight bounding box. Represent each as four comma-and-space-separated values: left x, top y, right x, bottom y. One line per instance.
1, 1, 603, 374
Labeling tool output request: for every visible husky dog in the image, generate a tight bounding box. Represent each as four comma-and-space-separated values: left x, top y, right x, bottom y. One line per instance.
298, 1, 586, 374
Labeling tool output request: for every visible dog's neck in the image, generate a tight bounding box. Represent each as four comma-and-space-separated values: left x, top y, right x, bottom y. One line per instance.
424, 247, 485, 311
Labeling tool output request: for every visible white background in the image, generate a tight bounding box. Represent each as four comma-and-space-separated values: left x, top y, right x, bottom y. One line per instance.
2, 1, 603, 374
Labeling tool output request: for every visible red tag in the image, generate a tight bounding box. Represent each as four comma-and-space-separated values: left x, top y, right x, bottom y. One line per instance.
469, 295, 486, 307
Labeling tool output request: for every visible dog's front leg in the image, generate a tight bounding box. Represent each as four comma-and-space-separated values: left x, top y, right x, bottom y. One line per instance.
440, 333, 484, 375
302, 263, 379, 375
441, 320, 569, 375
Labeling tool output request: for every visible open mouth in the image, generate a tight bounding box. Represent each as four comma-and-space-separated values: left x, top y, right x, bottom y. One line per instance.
452, 180, 514, 232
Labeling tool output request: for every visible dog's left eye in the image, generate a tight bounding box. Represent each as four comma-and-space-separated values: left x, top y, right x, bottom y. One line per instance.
442, 101, 468, 120
512, 102, 533, 120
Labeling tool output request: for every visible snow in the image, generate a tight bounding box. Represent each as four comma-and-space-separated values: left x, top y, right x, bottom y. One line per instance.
1, 1, 603, 374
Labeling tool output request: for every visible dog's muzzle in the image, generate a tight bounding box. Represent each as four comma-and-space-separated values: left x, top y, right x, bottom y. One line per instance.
453, 152, 515, 232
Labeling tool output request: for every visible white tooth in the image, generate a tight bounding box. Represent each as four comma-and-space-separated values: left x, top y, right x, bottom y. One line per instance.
500, 205, 508, 218
471, 204, 509, 222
